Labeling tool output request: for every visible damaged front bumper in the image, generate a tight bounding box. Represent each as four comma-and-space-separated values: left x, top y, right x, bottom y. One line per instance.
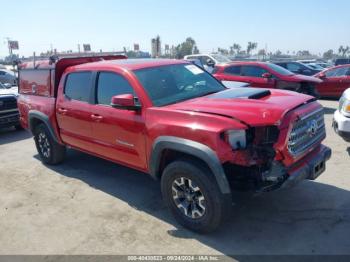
281, 145, 331, 189
259, 145, 331, 192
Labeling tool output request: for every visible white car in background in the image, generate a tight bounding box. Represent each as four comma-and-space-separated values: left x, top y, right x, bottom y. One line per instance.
333, 88, 350, 142
0, 82, 18, 96
184, 54, 231, 73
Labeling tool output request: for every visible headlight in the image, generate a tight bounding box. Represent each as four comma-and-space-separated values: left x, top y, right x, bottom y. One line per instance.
226, 130, 246, 150
340, 97, 350, 113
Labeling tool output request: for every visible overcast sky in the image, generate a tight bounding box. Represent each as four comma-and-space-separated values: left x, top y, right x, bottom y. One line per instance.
1, 0, 349, 58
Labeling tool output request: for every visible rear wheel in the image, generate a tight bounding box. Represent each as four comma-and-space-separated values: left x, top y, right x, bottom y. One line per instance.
34, 123, 66, 165
161, 159, 229, 233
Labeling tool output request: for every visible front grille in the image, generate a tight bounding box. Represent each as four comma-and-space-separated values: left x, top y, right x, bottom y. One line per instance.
287, 108, 326, 157
0, 95, 17, 111
0, 113, 19, 125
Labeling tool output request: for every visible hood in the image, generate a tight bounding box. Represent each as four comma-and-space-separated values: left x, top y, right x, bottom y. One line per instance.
0, 87, 18, 96
287, 74, 322, 83
166, 88, 314, 127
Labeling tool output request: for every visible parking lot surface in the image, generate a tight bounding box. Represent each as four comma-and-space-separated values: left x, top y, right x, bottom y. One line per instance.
0, 99, 349, 256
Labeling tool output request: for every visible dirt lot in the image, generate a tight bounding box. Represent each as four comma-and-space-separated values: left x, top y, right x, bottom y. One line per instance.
0, 99, 349, 256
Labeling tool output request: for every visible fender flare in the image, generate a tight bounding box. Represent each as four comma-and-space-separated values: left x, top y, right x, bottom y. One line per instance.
28, 110, 60, 143
150, 136, 231, 195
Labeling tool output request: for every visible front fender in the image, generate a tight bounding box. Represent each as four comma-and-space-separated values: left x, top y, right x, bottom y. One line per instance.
150, 136, 231, 195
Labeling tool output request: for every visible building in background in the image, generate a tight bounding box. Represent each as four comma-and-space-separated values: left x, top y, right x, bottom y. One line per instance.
151, 36, 161, 58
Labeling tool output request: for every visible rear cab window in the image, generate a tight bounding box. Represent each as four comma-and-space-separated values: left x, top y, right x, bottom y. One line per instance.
64, 72, 92, 102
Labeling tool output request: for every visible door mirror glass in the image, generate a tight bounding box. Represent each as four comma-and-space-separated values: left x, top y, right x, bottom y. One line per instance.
111, 94, 141, 111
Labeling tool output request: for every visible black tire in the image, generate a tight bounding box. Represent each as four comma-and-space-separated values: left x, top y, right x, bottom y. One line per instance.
34, 123, 66, 165
161, 159, 229, 233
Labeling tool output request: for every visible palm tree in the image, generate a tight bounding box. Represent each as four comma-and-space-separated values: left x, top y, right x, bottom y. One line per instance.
232, 43, 241, 54
338, 45, 349, 57
247, 42, 258, 55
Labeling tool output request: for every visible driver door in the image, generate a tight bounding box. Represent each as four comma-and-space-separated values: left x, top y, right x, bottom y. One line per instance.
89, 71, 147, 170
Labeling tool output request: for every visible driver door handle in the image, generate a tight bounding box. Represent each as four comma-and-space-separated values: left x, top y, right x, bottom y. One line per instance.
58, 108, 68, 115
91, 114, 103, 122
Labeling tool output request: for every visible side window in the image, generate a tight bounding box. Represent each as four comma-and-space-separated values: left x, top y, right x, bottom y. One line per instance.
334, 67, 348, 77
241, 66, 268, 77
224, 66, 241, 75
0, 71, 6, 75
97, 72, 135, 105
65, 72, 92, 102
325, 69, 337, 78
346, 67, 350, 76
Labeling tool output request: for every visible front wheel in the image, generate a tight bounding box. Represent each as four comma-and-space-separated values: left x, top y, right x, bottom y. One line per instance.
34, 123, 66, 165
161, 160, 229, 233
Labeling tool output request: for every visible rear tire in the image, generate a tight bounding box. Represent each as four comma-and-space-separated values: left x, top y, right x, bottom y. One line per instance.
34, 123, 66, 165
161, 159, 229, 233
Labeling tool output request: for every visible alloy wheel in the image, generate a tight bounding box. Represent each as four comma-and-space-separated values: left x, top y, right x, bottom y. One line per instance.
172, 177, 206, 219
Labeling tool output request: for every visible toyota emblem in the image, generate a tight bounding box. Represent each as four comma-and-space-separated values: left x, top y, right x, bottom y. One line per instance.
308, 119, 318, 137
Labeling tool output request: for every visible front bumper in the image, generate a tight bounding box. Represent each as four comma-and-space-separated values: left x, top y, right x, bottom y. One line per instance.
333, 110, 350, 142
280, 145, 332, 189
0, 111, 20, 128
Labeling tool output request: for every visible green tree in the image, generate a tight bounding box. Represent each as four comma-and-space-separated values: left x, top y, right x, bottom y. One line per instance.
232, 43, 241, 54
338, 45, 349, 57
247, 42, 258, 55
323, 49, 334, 60
258, 49, 266, 60
218, 48, 229, 55
175, 37, 199, 58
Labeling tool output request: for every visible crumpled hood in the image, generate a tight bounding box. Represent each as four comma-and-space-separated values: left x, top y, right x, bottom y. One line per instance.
166, 88, 314, 126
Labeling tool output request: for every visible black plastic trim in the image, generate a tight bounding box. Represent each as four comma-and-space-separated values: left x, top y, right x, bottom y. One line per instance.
28, 110, 59, 143
150, 136, 231, 194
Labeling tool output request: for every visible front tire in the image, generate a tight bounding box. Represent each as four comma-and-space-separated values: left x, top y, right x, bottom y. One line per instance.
161, 160, 229, 233
34, 123, 66, 165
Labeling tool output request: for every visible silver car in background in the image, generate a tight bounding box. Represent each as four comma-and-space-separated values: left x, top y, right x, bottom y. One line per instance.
0, 69, 17, 86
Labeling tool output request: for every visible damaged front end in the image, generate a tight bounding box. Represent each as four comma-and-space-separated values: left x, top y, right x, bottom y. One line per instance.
222, 112, 331, 193
222, 125, 289, 192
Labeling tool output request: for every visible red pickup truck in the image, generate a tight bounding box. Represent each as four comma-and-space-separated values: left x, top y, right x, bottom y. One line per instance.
18, 56, 331, 233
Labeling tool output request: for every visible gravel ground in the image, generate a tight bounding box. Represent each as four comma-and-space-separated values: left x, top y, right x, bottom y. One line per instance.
0, 99, 349, 256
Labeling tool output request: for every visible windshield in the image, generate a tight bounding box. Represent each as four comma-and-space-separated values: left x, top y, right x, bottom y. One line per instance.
266, 63, 294, 76
134, 64, 226, 106
211, 54, 231, 63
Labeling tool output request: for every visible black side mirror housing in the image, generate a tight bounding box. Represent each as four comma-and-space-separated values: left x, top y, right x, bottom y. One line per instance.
206, 59, 215, 67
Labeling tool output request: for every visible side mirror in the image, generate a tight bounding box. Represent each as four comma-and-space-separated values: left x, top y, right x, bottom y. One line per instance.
111, 94, 141, 111
318, 73, 326, 79
262, 72, 272, 79
206, 59, 215, 67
